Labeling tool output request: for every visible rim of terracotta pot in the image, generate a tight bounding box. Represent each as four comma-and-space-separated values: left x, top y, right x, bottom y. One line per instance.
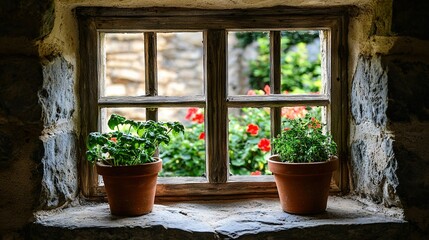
96, 158, 162, 177
268, 155, 338, 176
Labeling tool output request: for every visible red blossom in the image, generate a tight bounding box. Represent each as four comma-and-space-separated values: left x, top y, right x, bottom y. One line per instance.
258, 138, 271, 152
246, 123, 259, 136
309, 117, 321, 129
185, 108, 198, 120
282, 106, 307, 120
250, 170, 261, 176
110, 137, 117, 143
199, 132, 205, 140
264, 85, 270, 95
192, 113, 204, 124
283, 127, 290, 131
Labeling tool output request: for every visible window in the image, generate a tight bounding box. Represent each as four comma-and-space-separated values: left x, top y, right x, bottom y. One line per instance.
78, 7, 348, 200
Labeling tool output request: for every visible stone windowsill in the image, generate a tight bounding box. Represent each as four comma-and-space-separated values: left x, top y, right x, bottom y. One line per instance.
31, 196, 409, 240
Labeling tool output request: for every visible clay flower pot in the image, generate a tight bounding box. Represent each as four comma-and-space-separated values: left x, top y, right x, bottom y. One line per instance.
268, 155, 338, 215
96, 159, 162, 216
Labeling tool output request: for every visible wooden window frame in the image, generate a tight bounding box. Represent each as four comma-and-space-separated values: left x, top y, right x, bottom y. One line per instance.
77, 7, 348, 201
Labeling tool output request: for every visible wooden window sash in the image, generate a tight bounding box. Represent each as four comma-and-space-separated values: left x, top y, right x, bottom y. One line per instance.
205, 29, 228, 183
144, 32, 158, 122
270, 31, 282, 142
77, 7, 348, 199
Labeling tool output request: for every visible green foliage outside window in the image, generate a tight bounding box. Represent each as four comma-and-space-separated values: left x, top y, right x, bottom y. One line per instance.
160, 103, 321, 176
237, 31, 322, 93
159, 31, 323, 176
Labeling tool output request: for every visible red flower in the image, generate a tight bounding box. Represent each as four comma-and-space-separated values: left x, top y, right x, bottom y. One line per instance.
192, 113, 204, 124
246, 123, 259, 136
110, 137, 117, 143
283, 127, 290, 131
281, 106, 307, 120
264, 85, 270, 95
250, 170, 261, 176
185, 108, 198, 120
247, 90, 256, 95
258, 138, 271, 152
199, 132, 205, 140
309, 117, 321, 129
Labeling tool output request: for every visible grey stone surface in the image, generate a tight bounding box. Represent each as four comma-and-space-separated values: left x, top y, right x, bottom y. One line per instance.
38, 55, 78, 209
351, 55, 388, 127
31, 197, 408, 239
39, 56, 75, 127
350, 56, 400, 207
39, 132, 78, 209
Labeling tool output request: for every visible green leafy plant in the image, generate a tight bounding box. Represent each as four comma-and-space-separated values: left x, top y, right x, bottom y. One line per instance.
272, 113, 337, 163
86, 114, 184, 166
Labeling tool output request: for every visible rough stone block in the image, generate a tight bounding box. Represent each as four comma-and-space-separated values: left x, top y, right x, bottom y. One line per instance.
350, 56, 400, 207
0, 0, 54, 39
0, 57, 43, 124
40, 132, 78, 209
392, 0, 429, 40
30, 198, 411, 240
385, 58, 429, 121
0, 124, 43, 232
351, 56, 388, 127
39, 56, 75, 127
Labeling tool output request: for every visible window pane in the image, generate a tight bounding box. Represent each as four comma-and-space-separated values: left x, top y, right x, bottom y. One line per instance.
159, 107, 206, 177
157, 32, 204, 96
102, 33, 145, 97
228, 31, 270, 95
280, 30, 322, 94
228, 108, 271, 176
100, 107, 146, 133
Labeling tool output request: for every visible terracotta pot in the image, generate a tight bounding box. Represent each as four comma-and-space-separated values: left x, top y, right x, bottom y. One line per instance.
268, 155, 338, 215
96, 159, 162, 216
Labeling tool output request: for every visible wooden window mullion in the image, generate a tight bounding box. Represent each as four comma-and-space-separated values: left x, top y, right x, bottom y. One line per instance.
144, 32, 158, 121
270, 31, 282, 143
205, 29, 228, 183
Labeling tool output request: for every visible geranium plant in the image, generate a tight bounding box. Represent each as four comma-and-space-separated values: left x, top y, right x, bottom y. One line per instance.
272, 113, 337, 163
86, 114, 184, 166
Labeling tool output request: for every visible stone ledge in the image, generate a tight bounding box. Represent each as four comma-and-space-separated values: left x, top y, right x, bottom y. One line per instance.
30, 197, 409, 240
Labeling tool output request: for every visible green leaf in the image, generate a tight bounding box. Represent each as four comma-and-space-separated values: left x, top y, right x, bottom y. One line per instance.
108, 114, 126, 130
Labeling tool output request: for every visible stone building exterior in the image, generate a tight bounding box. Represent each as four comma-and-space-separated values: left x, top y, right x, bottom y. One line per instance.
0, 0, 428, 239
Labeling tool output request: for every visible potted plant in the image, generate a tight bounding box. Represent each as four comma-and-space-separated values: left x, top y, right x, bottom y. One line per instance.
86, 114, 184, 216
268, 113, 338, 215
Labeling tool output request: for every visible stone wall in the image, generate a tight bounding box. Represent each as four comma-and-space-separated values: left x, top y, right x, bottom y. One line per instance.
348, 0, 429, 233
0, 0, 55, 236
1, 0, 429, 238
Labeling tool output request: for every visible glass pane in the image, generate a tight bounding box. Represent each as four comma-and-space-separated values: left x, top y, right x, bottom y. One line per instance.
100, 107, 146, 133
102, 33, 145, 97
159, 107, 206, 177
157, 32, 204, 96
228, 31, 270, 96
228, 108, 271, 176
280, 30, 322, 94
